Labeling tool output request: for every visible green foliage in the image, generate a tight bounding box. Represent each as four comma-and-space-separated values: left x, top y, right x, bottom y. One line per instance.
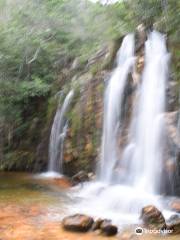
2, 150, 34, 171
0, 78, 50, 123
0, 0, 122, 128
125, 0, 180, 36
126, 0, 162, 27
19, 78, 50, 99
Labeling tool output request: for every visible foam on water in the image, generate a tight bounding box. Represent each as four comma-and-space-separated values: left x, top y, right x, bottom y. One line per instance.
37, 171, 63, 179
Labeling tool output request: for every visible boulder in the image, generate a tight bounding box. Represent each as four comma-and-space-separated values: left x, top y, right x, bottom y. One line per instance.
71, 171, 89, 185
88, 172, 96, 181
62, 214, 94, 232
100, 219, 118, 236
167, 215, 180, 234
92, 219, 118, 236
170, 200, 180, 213
92, 218, 104, 231
140, 205, 166, 230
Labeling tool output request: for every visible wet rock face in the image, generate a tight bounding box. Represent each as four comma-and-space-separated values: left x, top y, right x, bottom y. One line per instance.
164, 111, 180, 148
162, 111, 180, 196
135, 24, 147, 53
63, 70, 105, 176
141, 205, 166, 230
166, 81, 179, 112
62, 214, 94, 232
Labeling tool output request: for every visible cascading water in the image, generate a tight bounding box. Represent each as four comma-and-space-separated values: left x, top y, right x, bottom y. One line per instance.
100, 34, 135, 182
121, 31, 170, 194
72, 31, 174, 225
48, 90, 74, 175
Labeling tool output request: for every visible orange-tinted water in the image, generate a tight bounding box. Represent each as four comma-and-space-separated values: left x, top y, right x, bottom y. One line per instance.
0, 172, 179, 240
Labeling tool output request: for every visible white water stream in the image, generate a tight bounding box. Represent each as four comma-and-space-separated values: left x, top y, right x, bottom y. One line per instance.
47, 90, 74, 176
72, 32, 175, 225
121, 31, 169, 194
100, 34, 135, 182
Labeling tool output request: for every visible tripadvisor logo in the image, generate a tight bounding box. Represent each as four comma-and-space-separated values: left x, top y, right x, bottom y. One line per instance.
135, 227, 173, 235
135, 227, 143, 235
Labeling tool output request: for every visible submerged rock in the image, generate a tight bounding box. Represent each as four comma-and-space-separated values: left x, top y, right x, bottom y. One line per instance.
140, 205, 166, 230
62, 214, 94, 232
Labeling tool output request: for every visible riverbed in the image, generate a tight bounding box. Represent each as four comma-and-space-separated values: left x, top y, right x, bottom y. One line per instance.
0, 172, 179, 240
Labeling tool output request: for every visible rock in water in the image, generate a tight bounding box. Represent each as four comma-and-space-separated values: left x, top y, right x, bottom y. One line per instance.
167, 214, 180, 223
92, 218, 104, 231
167, 216, 180, 234
71, 171, 89, 185
170, 200, 180, 213
62, 214, 94, 232
141, 205, 166, 230
100, 220, 118, 236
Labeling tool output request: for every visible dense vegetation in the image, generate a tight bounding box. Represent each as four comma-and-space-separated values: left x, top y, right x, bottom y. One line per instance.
0, 0, 179, 171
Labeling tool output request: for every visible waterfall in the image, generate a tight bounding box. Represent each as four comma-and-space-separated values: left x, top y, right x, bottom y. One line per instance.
122, 31, 170, 194
100, 34, 135, 182
48, 90, 74, 174
73, 31, 174, 225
